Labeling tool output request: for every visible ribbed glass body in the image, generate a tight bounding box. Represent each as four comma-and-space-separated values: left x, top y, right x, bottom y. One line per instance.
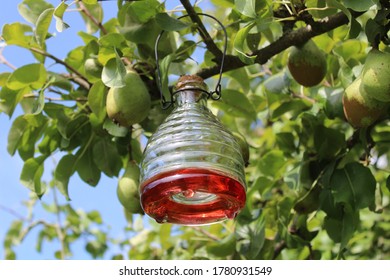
139, 75, 246, 225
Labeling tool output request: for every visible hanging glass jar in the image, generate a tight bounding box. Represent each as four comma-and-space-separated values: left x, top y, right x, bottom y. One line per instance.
139, 75, 247, 225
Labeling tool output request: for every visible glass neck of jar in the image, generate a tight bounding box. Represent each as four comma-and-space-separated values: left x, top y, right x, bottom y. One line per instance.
174, 88, 208, 107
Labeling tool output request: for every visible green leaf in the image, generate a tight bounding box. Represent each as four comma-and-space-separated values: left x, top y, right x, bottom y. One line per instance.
92, 138, 122, 177
86, 240, 108, 259
324, 205, 359, 249
76, 145, 101, 187
78, 31, 99, 44
212, 89, 257, 120
386, 176, 390, 193
333, 39, 366, 63
326, 0, 358, 39
271, 99, 312, 119
65, 114, 90, 140
128, 0, 159, 23
101, 51, 126, 88
4, 220, 23, 250
207, 234, 236, 257
99, 33, 126, 48
30, 77, 54, 115
276, 132, 296, 154
233, 21, 257, 64
54, 154, 77, 200
263, 72, 291, 94
18, 0, 54, 25
35, 8, 54, 46
365, 19, 385, 46
236, 217, 265, 259
314, 125, 345, 160
7, 116, 29, 156
235, 0, 257, 18
20, 155, 47, 197
341, 0, 375, 12
103, 119, 129, 137
98, 34, 127, 64
16, 114, 48, 161
0, 86, 28, 117
1, 23, 35, 48
0, 72, 11, 86
6, 63, 47, 90
82, 0, 98, 4
155, 13, 190, 31
54, 1, 70, 32
330, 162, 376, 210
30, 90, 45, 115
38, 125, 61, 155
65, 46, 85, 72
87, 210, 103, 224
158, 53, 175, 101
88, 80, 107, 124
173, 40, 196, 63
257, 150, 287, 178
120, 17, 161, 46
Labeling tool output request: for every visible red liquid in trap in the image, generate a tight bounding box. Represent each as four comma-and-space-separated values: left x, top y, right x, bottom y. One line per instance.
140, 168, 246, 225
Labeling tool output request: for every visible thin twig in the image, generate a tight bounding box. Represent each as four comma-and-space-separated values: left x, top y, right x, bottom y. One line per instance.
0, 204, 26, 221
179, 0, 224, 60
29, 47, 91, 90
77, 0, 108, 35
23, 93, 87, 102
19, 220, 54, 242
53, 188, 67, 260
0, 48, 17, 70
193, 226, 220, 241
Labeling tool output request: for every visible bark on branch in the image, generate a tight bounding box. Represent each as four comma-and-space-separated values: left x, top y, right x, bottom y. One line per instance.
197, 10, 363, 80
179, 0, 224, 61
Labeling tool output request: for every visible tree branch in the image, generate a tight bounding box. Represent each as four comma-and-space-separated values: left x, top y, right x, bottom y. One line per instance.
0, 204, 26, 221
179, 0, 224, 60
193, 226, 220, 241
0, 48, 17, 70
77, 0, 108, 35
29, 47, 91, 90
197, 10, 364, 79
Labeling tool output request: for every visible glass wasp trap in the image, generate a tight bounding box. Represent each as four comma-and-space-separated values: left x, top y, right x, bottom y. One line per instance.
139, 14, 247, 226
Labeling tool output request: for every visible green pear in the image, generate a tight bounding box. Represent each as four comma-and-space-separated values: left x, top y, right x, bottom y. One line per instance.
361, 49, 390, 102
342, 76, 388, 128
106, 69, 151, 127
117, 161, 143, 214
84, 58, 103, 82
288, 39, 327, 87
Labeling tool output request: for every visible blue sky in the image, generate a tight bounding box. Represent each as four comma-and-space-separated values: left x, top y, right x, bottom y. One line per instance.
0, 0, 128, 260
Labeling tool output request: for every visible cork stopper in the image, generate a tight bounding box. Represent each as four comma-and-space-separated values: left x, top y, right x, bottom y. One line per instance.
173, 75, 209, 105
174, 75, 208, 92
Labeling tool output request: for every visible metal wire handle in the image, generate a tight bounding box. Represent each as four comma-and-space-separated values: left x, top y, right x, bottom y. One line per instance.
155, 13, 228, 109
